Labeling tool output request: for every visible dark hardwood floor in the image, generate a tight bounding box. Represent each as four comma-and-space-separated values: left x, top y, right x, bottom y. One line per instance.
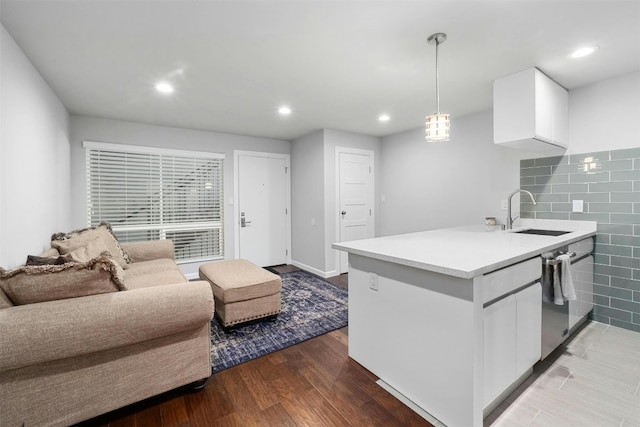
76, 268, 432, 427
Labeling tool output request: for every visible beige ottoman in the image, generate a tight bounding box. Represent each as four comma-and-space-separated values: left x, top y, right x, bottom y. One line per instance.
199, 259, 281, 328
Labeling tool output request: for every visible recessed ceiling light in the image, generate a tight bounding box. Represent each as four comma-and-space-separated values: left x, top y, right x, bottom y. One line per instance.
155, 82, 174, 94
570, 46, 598, 59
278, 106, 292, 116
378, 114, 390, 122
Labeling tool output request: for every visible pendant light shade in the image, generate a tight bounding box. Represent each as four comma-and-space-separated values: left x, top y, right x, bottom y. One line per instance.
425, 113, 450, 141
425, 33, 450, 142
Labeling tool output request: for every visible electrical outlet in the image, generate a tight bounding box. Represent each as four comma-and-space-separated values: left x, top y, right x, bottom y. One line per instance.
369, 272, 379, 291
572, 200, 584, 213
501, 200, 508, 210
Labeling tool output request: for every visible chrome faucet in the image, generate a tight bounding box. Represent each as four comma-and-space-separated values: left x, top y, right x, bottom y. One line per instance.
506, 189, 537, 230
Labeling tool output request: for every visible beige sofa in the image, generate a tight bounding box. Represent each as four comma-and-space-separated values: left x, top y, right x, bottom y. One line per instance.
0, 236, 215, 427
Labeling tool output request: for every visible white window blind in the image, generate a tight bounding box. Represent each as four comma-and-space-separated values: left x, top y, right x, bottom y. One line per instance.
84, 141, 224, 263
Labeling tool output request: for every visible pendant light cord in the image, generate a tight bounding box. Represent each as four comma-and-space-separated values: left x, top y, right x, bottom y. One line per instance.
435, 38, 440, 115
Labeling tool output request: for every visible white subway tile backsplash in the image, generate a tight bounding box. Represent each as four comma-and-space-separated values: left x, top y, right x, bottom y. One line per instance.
536, 193, 569, 203
521, 148, 640, 332
551, 183, 589, 193
611, 191, 640, 202
569, 212, 610, 222
611, 213, 640, 224
612, 170, 640, 181
536, 174, 569, 185
590, 181, 633, 192
534, 155, 567, 167
535, 212, 569, 220
589, 202, 633, 213
522, 166, 552, 176
570, 172, 611, 183
611, 147, 640, 160
570, 192, 609, 202
601, 159, 634, 171
569, 151, 611, 164
611, 235, 640, 246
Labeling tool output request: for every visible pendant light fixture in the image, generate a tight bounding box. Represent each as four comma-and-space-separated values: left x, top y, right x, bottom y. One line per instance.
425, 32, 450, 142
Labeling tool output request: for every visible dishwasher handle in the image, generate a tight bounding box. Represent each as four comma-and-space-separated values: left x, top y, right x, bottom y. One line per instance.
542, 251, 576, 266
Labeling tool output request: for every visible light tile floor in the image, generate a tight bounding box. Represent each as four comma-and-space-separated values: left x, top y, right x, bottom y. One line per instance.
486, 321, 640, 427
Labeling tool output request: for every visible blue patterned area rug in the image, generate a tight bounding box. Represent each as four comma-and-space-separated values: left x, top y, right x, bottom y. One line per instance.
209, 270, 348, 373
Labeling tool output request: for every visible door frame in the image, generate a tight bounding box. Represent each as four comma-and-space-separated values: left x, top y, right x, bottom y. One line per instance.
334, 146, 375, 274
233, 150, 291, 263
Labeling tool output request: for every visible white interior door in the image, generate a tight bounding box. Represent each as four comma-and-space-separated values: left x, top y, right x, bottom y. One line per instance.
236, 152, 289, 267
337, 148, 374, 274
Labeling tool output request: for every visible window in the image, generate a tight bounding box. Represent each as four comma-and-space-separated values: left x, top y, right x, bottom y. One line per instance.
84, 141, 224, 263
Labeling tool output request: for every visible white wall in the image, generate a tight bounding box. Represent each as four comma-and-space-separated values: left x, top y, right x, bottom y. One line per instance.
379, 110, 534, 236
291, 130, 326, 273
290, 128, 381, 277
0, 24, 70, 268
568, 71, 640, 154
69, 115, 290, 276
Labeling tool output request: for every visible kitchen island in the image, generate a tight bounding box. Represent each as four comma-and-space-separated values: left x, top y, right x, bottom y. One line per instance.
332, 219, 596, 427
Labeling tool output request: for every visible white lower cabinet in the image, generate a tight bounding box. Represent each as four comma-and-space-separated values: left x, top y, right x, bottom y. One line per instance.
483, 294, 517, 407
483, 282, 542, 408
516, 283, 542, 376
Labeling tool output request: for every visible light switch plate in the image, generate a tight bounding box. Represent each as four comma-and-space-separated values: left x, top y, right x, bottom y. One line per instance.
572, 200, 584, 213
369, 272, 379, 291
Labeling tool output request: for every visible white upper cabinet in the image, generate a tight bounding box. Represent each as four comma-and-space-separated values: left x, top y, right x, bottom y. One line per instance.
493, 68, 569, 153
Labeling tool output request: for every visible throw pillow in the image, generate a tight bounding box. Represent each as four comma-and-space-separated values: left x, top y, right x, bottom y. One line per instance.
51, 222, 131, 269
25, 255, 74, 266
67, 236, 110, 263
0, 254, 127, 306
39, 247, 61, 258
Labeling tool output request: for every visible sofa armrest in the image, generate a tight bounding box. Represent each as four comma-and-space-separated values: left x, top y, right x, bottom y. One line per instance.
0, 280, 213, 372
122, 239, 175, 262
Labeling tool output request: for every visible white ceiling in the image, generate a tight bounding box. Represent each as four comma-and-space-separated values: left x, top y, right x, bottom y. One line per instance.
2, 0, 639, 141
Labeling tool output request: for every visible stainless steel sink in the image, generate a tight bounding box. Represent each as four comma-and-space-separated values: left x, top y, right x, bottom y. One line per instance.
515, 229, 571, 236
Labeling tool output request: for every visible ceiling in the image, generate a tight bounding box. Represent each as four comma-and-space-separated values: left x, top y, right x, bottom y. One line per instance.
2, 0, 639, 141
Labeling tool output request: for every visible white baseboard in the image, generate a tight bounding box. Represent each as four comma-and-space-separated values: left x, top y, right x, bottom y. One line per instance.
376, 380, 445, 427
290, 260, 337, 279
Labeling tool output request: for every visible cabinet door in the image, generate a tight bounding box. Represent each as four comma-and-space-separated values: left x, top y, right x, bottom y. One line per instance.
493, 68, 568, 150
483, 295, 517, 407
569, 255, 594, 330
516, 282, 542, 378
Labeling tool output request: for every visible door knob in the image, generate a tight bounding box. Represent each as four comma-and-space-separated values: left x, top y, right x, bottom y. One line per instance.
341, 211, 347, 215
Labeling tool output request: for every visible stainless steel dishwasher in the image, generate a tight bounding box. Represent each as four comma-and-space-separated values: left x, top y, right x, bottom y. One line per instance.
540, 238, 594, 360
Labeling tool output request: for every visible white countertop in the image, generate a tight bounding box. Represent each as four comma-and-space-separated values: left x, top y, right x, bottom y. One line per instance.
332, 219, 597, 279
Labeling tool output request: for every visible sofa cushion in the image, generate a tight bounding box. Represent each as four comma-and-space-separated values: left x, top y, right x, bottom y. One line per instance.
51, 222, 131, 269
123, 259, 186, 289
124, 258, 182, 278
124, 265, 187, 290
0, 286, 13, 308
0, 255, 127, 305
121, 240, 176, 262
